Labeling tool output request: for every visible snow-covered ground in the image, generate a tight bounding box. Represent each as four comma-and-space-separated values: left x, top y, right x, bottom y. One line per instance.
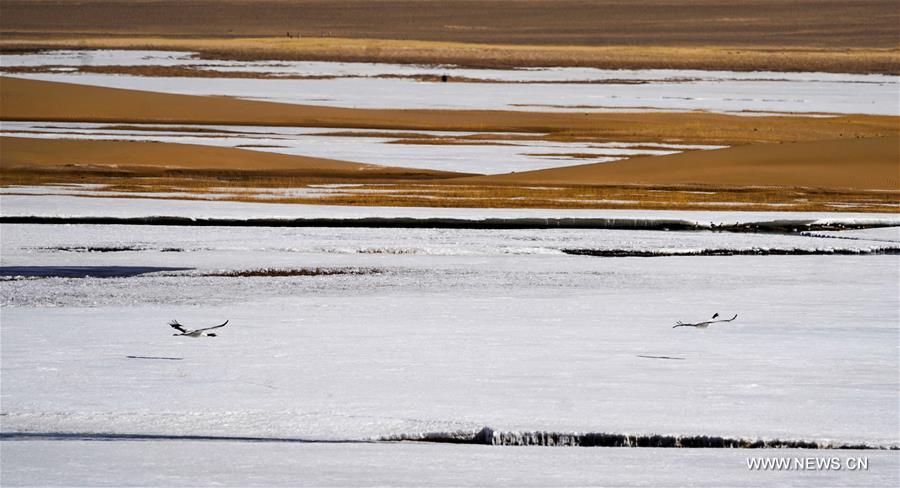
2, 441, 897, 487
2, 51, 897, 115
1, 121, 718, 174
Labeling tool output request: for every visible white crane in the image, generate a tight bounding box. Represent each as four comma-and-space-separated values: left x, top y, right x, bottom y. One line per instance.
673, 314, 737, 329
169, 320, 229, 337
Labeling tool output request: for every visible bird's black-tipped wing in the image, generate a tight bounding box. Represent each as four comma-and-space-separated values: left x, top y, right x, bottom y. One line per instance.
707, 314, 738, 324
195, 320, 229, 333
168, 320, 187, 333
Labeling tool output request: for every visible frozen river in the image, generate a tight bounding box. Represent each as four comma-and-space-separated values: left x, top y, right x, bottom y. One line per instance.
2, 221, 898, 445
2, 194, 899, 485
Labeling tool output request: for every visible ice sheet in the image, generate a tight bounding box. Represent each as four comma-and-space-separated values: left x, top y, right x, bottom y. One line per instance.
803, 227, 900, 242
2, 441, 897, 488
1, 223, 898, 445
5, 68, 896, 115
2, 224, 897, 269
2, 193, 898, 228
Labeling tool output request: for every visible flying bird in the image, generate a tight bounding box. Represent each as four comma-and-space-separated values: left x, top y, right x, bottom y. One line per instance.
673, 314, 737, 329
169, 320, 229, 337
712, 313, 719, 319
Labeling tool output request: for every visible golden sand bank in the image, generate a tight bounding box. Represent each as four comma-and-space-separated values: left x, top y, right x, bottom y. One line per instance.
462, 137, 900, 191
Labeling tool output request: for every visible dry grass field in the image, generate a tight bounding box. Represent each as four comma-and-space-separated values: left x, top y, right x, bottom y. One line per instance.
2, 37, 898, 74
3, 0, 897, 48
1, 1, 898, 73
4, 168, 897, 213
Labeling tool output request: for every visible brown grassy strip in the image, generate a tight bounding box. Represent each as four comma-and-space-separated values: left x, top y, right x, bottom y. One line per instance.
215, 190, 897, 212
523, 153, 622, 160
3, 168, 897, 213
2, 77, 898, 146
0, 37, 898, 75
385, 139, 518, 146
97, 125, 253, 135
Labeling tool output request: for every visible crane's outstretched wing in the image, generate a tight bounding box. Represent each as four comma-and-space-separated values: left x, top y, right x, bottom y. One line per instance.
168, 320, 187, 333
673, 314, 737, 328
195, 320, 229, 333
673, 321, 711, 328
711, 314, 738, 323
